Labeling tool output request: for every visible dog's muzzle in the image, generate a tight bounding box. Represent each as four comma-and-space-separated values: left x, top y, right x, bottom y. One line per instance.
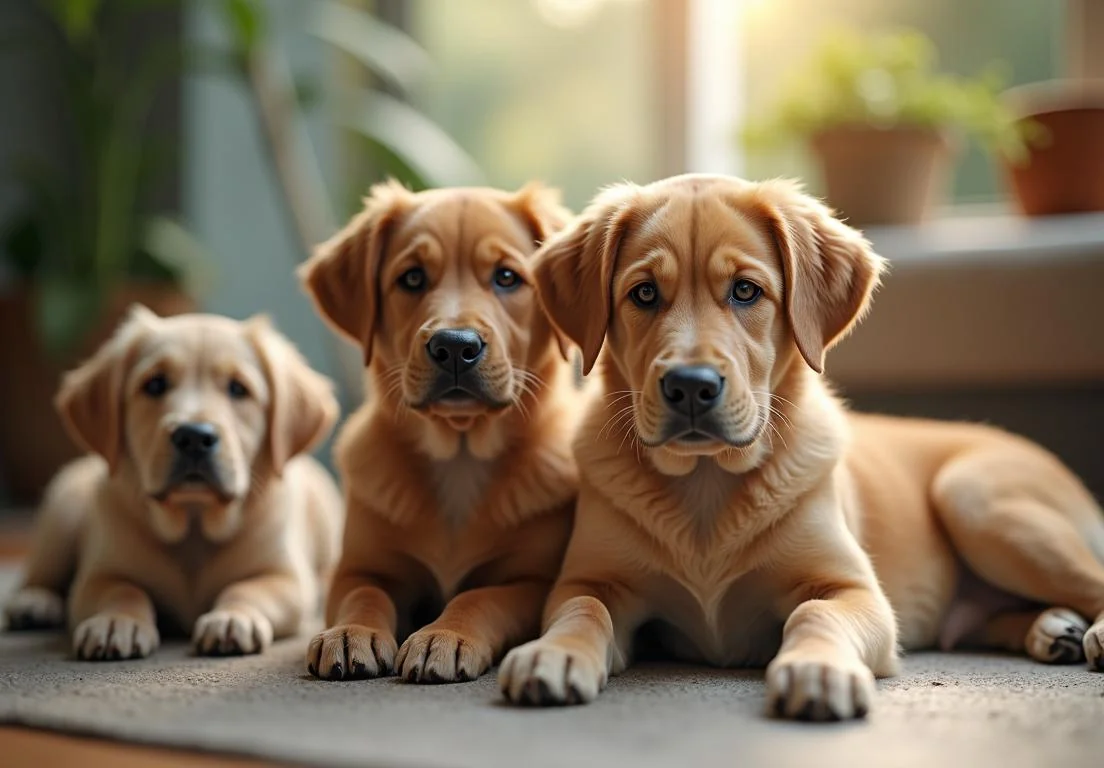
420, 328, 503, 406
153, 422, 232, 501
656, 365, 730, 444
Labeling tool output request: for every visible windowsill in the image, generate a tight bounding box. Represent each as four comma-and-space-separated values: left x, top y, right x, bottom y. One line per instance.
862, 210, 1104, 266
827, 211, 1104, 393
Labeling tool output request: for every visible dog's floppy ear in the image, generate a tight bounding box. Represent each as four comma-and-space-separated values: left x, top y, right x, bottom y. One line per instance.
533, 183, 640, 375
54, 304, 158, 472
298, 179, 413, 365
507, 182, 575, 362
753, 180, 887, 374
507, 182, 573, 247
247, 316, 338, 476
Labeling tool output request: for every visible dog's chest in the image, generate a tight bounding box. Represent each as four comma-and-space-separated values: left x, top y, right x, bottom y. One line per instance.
429, 451, 494, 528
662, 464, 748, 596
643, 464, 786, 666
649, 571, 785, 668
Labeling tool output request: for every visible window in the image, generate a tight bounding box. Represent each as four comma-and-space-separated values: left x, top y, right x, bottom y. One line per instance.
410, 0, 660, 209
407, 0, 1066, 209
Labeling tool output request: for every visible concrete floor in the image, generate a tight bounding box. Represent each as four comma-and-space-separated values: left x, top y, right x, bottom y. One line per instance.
2, 627, 1103, 768
3, 569, 1104, 767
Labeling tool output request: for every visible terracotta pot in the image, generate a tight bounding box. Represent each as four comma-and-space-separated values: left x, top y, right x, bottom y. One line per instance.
810, 125, 954, 227
0, 282, 194, 503
1003, 80, 1104, 216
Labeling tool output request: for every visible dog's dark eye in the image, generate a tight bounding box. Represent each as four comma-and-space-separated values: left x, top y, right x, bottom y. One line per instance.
142, 373, 169, 398
629, 282, 659, 309
228, 378, 250, 399
398, 267, 427, 292
730, 279, 762, 305
493, 267, 523, 292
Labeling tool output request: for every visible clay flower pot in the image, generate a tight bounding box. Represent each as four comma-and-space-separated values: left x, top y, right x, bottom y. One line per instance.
810, 125, 955, 227
1003, 80, 1104, 216
0, 282, 194, 503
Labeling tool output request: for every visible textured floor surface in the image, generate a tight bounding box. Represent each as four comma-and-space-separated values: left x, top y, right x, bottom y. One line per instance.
3, 574, 1104, 767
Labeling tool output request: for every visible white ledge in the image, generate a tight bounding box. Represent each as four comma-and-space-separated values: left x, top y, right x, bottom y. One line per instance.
862, 212, 1104, 266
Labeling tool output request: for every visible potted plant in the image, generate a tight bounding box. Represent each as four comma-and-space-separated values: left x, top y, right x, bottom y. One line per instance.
1002, 79, 1104, 216
743, 27, 1030, 227
0, 1, 208, 502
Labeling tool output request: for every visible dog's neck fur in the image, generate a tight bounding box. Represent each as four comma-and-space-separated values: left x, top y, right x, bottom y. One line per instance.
579, 354, 847, 555
344, 350, 580, 529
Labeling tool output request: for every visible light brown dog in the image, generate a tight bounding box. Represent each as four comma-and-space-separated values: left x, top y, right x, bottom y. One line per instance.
498, 173, 1104, 720
299, 181, 584, 683
3, 308, 343, 660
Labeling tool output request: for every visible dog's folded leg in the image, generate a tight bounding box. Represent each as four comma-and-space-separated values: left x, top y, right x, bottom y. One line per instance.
193, 573, 303, 656
307, 571, 399, 681
4, 457, 95, 631
498, 580, 642, 706
70, 576, 160, 661
396, 580, 548, 684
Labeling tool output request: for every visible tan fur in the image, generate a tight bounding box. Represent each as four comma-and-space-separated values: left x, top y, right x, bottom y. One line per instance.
3, 308, 343, 660
299, 182, 586, 683
499, 173, 1104, 720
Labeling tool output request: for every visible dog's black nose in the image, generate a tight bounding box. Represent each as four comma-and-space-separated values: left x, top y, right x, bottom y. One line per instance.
426, 329, 486, 374
661, 366, 724, 417
170, 423, 220, 459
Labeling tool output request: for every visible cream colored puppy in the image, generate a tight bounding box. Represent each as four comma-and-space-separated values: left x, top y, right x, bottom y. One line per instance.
3, 307, 343, 660
499, 173, 1104, 720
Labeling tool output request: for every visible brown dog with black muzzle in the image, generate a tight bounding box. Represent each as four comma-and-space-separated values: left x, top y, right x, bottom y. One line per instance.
299, 181, 585, 683
498, 173, 1104, 720
3, 307, 343, 659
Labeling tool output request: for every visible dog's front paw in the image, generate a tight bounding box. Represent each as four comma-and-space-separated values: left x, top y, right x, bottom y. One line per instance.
498, 639, 606, 706
74, 614, 160, 661
1026, 607, 1087, 664
766, 654, 874, 721
306, 624, 397, 680
396, 628, 492, 683
1084, 618, 1104, 671
5, 587, 65, 631
193, 608, 274, 656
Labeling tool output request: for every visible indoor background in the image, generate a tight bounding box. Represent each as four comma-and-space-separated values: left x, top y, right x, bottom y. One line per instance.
0, 0, 1101, 508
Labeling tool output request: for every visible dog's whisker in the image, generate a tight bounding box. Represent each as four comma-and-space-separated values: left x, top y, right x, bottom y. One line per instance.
616, 416, 642, 455
764, 418, 788, 451
599, 404, 637, 441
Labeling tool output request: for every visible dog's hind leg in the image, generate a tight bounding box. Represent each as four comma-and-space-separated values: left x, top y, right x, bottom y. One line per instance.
960, 608, 1089, 664
3, 456, 98, 631
931, 447, 1104, 670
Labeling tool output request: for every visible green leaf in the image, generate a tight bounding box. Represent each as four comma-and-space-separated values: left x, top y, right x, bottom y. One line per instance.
43, 0, 103, 44
222, 0, 264, 56
339, 90, 484, 188
310, 0, 433, 95
741, 25, 1024, 157
35, 276, 104, 357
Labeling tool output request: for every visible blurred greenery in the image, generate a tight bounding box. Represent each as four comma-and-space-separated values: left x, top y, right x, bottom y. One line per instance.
2, 0, 216, 357
308, 0, 483, 214
2, 0, 480, 358
742, 26, 1040, 164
